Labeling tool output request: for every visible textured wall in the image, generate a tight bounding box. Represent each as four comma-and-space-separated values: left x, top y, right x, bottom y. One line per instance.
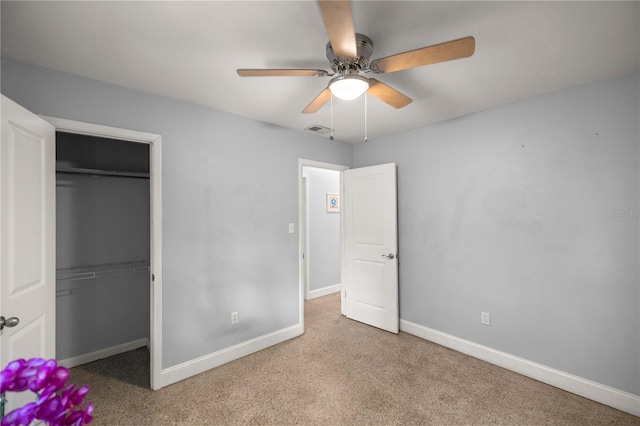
1, 58, 353, 369
353, 72, 640, 395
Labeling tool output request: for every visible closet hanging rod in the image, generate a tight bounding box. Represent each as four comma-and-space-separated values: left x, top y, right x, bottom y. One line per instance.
56, 260, 150, 282
56, 166, 149, 179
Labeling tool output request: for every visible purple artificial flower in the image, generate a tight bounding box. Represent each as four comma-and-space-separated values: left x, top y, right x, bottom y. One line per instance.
1, 402, 37, 426
62, 385, 90, 407
39, 394, 64, 420
31, 360, 60, 392
0, 360, 25, 393
59, 402, 93, 426
1, 358, 92, 426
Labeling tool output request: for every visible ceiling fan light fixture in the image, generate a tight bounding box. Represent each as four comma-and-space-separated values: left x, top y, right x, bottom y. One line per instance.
328, 75, 369, 100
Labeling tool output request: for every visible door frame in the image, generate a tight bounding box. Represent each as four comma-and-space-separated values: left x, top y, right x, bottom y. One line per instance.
42, 116, 163, 390
298, 159, 349, 325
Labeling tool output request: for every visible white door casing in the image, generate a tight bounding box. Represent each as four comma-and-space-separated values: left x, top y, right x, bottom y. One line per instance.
42, 115, 163, 391
343, 163, 398, 334
302, 176, 309, 300
1, 95, 56, 411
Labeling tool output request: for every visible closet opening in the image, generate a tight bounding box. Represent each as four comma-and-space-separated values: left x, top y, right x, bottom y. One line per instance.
55, 131, 151, 387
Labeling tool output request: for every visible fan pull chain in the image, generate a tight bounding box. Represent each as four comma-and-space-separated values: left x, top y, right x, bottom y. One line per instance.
364, 92, 368, 143
329, 92, 335, 141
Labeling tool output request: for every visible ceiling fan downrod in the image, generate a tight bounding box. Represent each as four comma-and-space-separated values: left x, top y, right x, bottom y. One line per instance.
326, 33, 374, 73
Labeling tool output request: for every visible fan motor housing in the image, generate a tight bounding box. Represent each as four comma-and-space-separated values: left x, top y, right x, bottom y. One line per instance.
326, 33, 373, 73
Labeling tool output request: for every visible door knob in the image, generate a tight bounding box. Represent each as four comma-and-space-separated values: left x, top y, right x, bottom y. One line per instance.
0, 316, 19, 330
381, 253, 395, 260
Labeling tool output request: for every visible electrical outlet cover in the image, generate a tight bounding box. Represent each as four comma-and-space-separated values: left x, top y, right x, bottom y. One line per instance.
481, 312, 490, 326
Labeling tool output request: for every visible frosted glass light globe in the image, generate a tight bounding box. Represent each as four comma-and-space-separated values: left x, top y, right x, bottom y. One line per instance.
329, 75, 369, 100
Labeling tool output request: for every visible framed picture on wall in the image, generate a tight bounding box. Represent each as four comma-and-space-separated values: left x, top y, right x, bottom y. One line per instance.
326, 193, 340, 213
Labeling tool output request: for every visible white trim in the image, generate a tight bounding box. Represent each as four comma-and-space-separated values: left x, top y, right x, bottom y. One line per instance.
57, 338, 149, 369
149, 133, 163, 391
302, 176, 309, 300
307, 283, 341, 300
340, 173, 345, 316
40, 116, 160, 144
400, 319, 640, 417
42, 115, 163, 390
160, 324, 303, 388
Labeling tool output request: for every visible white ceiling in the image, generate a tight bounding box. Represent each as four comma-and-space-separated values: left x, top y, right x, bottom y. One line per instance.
2, 1, 638, 143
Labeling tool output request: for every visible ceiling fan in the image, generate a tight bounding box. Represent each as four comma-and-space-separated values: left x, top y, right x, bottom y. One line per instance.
237, 0, 475, 114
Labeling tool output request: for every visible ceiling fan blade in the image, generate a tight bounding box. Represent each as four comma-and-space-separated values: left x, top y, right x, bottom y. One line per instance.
303, 88, 332, 114
317, 0, 357, 59
366, 79, 412, 109
370, 36, 475, 74
237, 69, 330, 77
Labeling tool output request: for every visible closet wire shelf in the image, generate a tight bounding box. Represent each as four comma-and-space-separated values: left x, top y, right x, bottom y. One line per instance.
56, 261, 150, 282
57, 166, 150, 179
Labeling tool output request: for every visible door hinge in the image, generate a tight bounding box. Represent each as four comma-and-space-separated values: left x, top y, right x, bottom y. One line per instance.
152, 274, 155, 282
344, 290, 347, 298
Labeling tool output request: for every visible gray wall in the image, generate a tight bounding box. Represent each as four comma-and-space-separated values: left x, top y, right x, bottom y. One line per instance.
1, 58, 353, 368
56, 169, 150, 360
303, 167, 341, 292
353, 71, 640, 395
56, 174, 150, 269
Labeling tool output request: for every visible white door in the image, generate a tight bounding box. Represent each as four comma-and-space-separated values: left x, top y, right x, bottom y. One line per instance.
1, 95, 56, 410
342, 163, 398, 333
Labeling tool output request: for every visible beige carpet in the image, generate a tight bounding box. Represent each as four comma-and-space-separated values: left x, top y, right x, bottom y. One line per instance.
70, 293, 639, 425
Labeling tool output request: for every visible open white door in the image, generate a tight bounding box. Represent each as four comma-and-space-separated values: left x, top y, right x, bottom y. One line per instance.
343, 163, 398, 333
1, 95, 56, 410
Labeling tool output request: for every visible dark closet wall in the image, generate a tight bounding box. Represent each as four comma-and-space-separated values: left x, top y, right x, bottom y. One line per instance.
56, 133, 150, 361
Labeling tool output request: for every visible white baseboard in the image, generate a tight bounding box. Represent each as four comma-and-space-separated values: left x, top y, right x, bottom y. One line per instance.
58, 338, 149, 369
400, 319, 640, 417
160, 323, 303, 388
307, 283, 341, 300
